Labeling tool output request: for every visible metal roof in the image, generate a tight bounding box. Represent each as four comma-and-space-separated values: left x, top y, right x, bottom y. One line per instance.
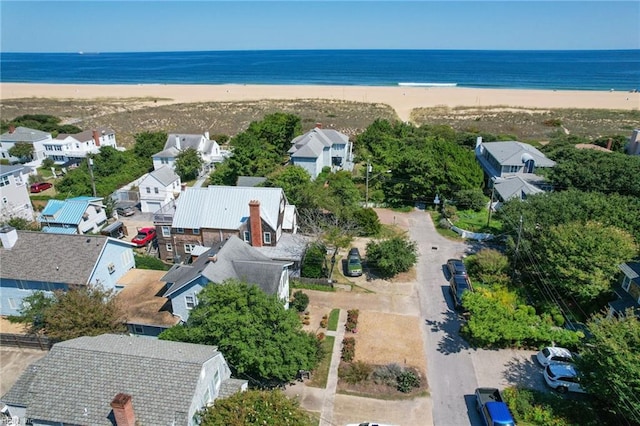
1, 334, 222, 425
147, 166, 180, 187
172, 186, 285, 231
39, 197, 103, 226
493, 175, 544, 201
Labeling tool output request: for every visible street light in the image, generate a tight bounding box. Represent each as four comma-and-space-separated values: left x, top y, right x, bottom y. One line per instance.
365, 161, 391, 207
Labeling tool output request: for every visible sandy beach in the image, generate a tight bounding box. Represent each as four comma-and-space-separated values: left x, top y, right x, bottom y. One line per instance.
1, 83, 638, 122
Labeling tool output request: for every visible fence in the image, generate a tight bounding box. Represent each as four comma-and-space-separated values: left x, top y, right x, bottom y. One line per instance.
0, 333, 54, 350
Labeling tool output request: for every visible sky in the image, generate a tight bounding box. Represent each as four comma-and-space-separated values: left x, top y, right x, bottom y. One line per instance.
1, 1, 639, 52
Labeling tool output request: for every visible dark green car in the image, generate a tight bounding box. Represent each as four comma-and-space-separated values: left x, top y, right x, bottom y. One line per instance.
347, 248, 363, 277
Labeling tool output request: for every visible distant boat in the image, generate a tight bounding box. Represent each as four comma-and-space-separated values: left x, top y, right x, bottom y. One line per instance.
398, 82, 457, 87
78, 51, 84, 55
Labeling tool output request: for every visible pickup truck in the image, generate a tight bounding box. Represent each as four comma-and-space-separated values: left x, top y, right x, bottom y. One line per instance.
475, 388, 516, 426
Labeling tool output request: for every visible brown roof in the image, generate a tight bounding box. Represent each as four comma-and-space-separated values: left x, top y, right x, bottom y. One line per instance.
116, 269, 179, 327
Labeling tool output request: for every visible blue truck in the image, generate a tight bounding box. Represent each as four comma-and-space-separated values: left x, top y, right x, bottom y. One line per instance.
475, 387, 516, 426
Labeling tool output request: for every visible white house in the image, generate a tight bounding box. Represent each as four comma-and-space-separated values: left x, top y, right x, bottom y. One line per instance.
38, 196, 107, 234
0, 165, 34, 221
139, 166, 181, 213
49, 127, 118, 163
152, 131, 224, 173
0, 126, 51, 167
288, 125, 353, 180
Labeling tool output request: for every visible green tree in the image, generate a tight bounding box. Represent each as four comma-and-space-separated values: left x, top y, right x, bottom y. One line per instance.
291, 290, 309, 312
467, 248, 510, 286
454, 188, 487, 212
159, 280, 320, 384
576, 310, 640, 424
133, 131, 167, 170
365, 236, 418, 279
7, 291, 55, 334
351, 208, 382, 236
174, 148, 204, 181
264, 166, 316, 209
8, 142, 34, 162
197, 389, 315, 426
301, 242, 327, 278
2, 216, 39, 231
537, 221, 637, 307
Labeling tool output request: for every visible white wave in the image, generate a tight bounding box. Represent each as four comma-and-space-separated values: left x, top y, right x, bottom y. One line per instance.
398, 82, 457, 87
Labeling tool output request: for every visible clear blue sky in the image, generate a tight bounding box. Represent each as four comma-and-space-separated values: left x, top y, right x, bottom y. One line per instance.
1, 1, 638, 52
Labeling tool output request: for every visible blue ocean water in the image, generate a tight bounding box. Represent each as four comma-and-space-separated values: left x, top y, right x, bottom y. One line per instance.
1, 50, 639, 91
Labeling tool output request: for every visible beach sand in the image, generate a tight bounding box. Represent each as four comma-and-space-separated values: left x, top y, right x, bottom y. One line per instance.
1, 83, 638, 122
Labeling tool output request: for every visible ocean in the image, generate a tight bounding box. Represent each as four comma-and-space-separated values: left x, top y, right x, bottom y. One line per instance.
1, 50, 639, 91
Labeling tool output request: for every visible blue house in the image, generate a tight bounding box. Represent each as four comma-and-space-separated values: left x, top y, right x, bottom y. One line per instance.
0, 226, 135, 316
38, 196, 108, 234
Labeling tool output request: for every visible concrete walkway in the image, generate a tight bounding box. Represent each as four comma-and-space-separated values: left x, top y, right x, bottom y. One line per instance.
319, 308, 346, 426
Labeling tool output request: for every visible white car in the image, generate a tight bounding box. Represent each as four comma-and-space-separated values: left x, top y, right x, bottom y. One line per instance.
536, 346, 574, 367
543, 362, 586, 394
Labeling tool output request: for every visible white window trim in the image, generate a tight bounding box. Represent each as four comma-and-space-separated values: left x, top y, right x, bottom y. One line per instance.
622, 276, 631, 291
243, 231, 250, 242
185, 295, 196, 309
166, 243, 173, 252
263, 232, 271, 244
162, 226, 171, 237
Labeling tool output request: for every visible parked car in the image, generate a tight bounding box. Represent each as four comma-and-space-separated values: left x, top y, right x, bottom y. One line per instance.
131, 227, 156, 247
347, 247, 363, 277
116, 205, 136, 217
536, 346, 574, 367
447, 258, 468, 278
29, 182, 53, 193
543, 362, 586, 394
449, 275, 473, 310
475, 387, 516, 426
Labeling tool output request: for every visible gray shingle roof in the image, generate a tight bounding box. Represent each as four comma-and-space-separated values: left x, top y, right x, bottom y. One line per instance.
152, 146, 181, 158
236, 176, 267, 187
2, 334, 222, 425
493, 175, 544, 201
0, 164, 27, 177
218, 378, 248, 399
55, 127, 114, 142
481, 141, 556, 167
172, 186, 285, 231
1, 359, 44, 407
148, 166, 180, 186
0, 231, 111, 285
0, 127, 50, 143
163, 235, 289, 297
165, 133, 204, 151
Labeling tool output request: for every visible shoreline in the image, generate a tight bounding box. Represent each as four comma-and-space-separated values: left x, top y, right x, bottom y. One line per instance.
2, 83, 638, 122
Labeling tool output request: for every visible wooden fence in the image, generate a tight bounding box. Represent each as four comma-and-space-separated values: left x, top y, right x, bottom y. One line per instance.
0, 333, 53, 350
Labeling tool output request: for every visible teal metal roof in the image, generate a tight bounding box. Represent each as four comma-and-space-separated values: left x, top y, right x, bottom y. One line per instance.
41, 226, 78, 234
39, 198, 100, 226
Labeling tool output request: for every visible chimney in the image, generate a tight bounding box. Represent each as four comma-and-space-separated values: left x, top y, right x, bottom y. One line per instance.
476, 136, 483, 148
0, 226, 18, 249
315, 122, 322, 129
249, 200, 262, 247
110, 393, 135, 426
8, 125, 15, 134
175, 135, 181, 150
204, 131, 210, 140
92, 130, 101, 147
208, 254, 217, 263
606, 138, 613, 151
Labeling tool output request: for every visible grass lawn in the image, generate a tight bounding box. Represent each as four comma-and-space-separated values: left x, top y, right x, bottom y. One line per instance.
291, 280, 336, 292
307, 336, 335, 389
454, 208, 502, 234
327, 309, 340, 331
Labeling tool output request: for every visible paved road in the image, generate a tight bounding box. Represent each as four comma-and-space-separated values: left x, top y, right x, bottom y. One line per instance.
408, 209, 541, 426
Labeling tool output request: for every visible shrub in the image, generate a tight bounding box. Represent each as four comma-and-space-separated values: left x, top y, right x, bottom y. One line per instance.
442, 204, 458, 221
345, 309, 359, 332
372, 363, 403, 386
396, 370, 421, 393
316, 332, 325, 341
301, 242, 327, 278
291, 290, 309, 312
134, 254, 170, 271
338, 360, 372, 384
438, 218, 452, 229
341, 337, 356, 362
352, 207, 382, 236
365, 236, 418, 279
320, 313, 328, 329
454, 189, 487, 212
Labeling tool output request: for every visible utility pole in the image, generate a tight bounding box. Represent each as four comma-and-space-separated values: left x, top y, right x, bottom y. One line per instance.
486, 186, 495, 227
365, 160, 372, 207
88, 158, 97, 197
514, 215, 524, 257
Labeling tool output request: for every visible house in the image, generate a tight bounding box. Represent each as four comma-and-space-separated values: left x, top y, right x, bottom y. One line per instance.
152, 131, 224, 174
0, 334, 248, 425
608, 261, 640, 318
161, 235, 292, 322
49, 128, 118, 164
154, 185, 297, 262
0, 226, 135, 316
475, 138, 556, 181
138, 166, 181, 213
491, 174, 545, 206
0, 165, 34, 221
626, 129, 640, 155
288, 125, 353, 180
0, 126, 52, 167
38, 196, 107, 234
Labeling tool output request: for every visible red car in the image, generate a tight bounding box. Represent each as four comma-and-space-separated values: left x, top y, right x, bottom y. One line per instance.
131, 227, 156, 247
30, 182, 53, 193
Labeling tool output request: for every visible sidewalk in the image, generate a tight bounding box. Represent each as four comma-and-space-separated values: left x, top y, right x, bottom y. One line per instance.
319, 309, 347, 426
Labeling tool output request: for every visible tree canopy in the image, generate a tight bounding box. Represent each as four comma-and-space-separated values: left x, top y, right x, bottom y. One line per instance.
366, 235, 418, 279
197, 390, 315, 426
133, 131, 167, 170
159, 280, 320, 384
1, 114, 81, 136
174, 147, 203, 181
8, 143, 34, 162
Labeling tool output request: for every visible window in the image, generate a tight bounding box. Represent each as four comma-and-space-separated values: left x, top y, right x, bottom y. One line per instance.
184, 243, 196, 253
154, 187, 159, 194
107, 263, 116, 274
193, 228, 200, 235
622, 276, 631, 291
133, 324, 144, 334
185, 295, 196, 309
0, 176, 9, 187
243, 231, 250, 242
121, 250, 133, 267
263, 232, 271, 244
162, 226, 171, 237
2, 197, 6, 204
166, 243, 173, 252
146, 187, 151, 194
8, 298, 17, 310
176, 227, 184, 234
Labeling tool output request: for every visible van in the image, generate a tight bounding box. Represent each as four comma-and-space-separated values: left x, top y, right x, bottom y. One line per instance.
347, 248, 363, 277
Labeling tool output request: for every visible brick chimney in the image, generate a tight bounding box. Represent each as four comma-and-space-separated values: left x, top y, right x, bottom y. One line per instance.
8, 125, 15, 134
249, 200, 262, 247
315, 122, 322, 129
111, 393, 135, 426
0, 226, 18, 249
92, 130, 101, 147
606, 138, 613, 150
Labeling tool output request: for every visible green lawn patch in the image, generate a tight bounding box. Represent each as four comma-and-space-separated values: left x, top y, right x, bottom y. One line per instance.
307, 336, 335, 389
453, 208, 502, 234
327, 309, 340, 331
290, 280, 336, 292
